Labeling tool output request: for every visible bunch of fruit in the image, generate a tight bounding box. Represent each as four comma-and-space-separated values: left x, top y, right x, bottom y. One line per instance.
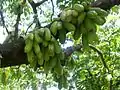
24, 2, 108, 74
24, 28, 64, 75
50, 2, 108, 48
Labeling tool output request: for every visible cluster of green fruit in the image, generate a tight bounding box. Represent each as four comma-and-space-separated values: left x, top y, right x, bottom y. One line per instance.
24, 2, 108, 74
24, 28, 64, 75
50, 2, 108, 48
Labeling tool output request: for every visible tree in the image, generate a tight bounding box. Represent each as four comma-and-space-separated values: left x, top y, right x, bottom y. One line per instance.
0, 0, 120, 89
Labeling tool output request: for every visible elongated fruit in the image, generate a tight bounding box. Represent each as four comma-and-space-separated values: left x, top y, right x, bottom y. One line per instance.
50, 21, 58, 35
63, 22, 76, 31
24, 39, 33, 53
73, 4, 84, 12
44, 28, 51, 41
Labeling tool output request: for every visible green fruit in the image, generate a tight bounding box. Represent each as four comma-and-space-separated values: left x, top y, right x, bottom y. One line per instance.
37, 53, 44, 65
34, 31, 43, 43
24, 39, 33, 53
59, 52, 65, 60
50, 21, 58, 35
72, 10, 78, 17
88, 30, 98, 43
44, 48, 50, 61
54, 59, 63, 75
58, 29, 66, 44
57, 21, 63, 30
51, 36, 56, 42
89, 7, 108, 17
63, 22, 76, 31
44, 61, 51, 73
42, 41, 48, 47
73, 4, 84, 12
93, 16, 106, 25
49, 56, 57, 68
82, 33, 89, 50
87, 10, 98, 19
44, 28, 51, 41
33, 41, 41, 54
38, 28, 45, 36
73, 28, 81, 40
77, 12, 86, 25
48, 43, 55, 56
66, 9, 72, 16
81, 2, 88, 10
80, 24, 87, 34
84, 18, 97, 31
27, 33, 34, 40
60, 11, 67, 21
71, 17, 77, 24
65, 15, 72, 22
54, 40, 62, 54
27, 51, 35, 63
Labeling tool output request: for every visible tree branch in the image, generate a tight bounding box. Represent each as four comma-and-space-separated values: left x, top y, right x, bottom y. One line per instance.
89, 45, 110, 72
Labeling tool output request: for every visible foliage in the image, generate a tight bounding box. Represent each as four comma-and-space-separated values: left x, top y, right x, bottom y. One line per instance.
0, 0, 120, 90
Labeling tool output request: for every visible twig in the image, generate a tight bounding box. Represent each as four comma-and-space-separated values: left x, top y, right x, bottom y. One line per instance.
50, 0, 54, 21
0, 10, 9, 34
35, 0, 48, 7
14, 10, 21, 41
89, 45, 110, 72
25, 22, 34, 35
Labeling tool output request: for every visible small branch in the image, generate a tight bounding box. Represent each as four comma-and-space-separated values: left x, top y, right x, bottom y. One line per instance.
35, 0, 48, 7
14, 12, 21, 41
89, 45, 110, 72
28, 0, 41, 27
25, 22, 34, 35
50, 0, 54, 21
0, 10, 9, 34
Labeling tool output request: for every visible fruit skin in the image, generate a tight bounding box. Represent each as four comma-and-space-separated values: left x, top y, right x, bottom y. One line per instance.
54, 40, 62, 54
27, 33, 34, 40
49, 56, 57, 68
84, 17, 97, 31
33, 41, 41, 54
37, 52, 44, 65
24, 39, 33, 53
82, 33, 89, 50
73, 4, 84, 12
63, 22, 76, 31
44, 28, 51, 41
60, 11, 67, 21
48, 43, 55, 56
57, 21, 63, 30
58, 29, 66, 44
72, 10, 78, 17
73, 28, 81, 40
87, 10, 98, 19
89, 7, 108, 17
88, 30, 98, 44
38, 28, 45, 36
93, 16, 106, 25
50, 21, 58, 35
27, 51, 34, 62
77, 12, 86, 25
34, 31, 43, 43
54, 59, 63, 75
